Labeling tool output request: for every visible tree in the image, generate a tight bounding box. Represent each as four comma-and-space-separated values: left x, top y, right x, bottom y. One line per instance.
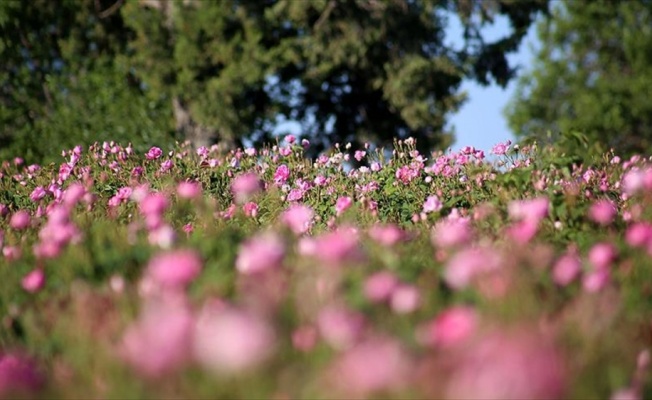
122, 0, 548, 155
505, 0, 652, 156
1, 0, 547, 162
0, 0, 175, 163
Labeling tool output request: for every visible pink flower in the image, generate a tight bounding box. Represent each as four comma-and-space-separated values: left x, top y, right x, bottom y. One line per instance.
582, 268, 611, 293
231, 173, 262, 204
418, 306, 478, 348
29, 186, 47, 202
368, 223, 406, 246
431, 219, 472, 248
235, 232, 285, 274
139, 193, 169, 217
121, 303, 194, 378
445, 329, 566, 400
63, 183, 86, 207
292, 325, 318, 352
328, 337, 411, 397
177, 181, 201, 199
589, 200, 617, 225
309, 229, 364, 267
281, 204, 314, 235
588, 242, 616, 270
506, 219, 540, 244
145, 146, 163, 160
552, 253, 582, 286
285, 134, 296, 144
491, 140, 511, 156
422, 195, 442, 213
146, 249, 202, 289
335, 196, 353, 216
317, 306, 366, 350
444, 246, 502, 290
243, 202, 259, 218
9, 210, 30, 230
194, 305, 276, 374
22, 269, 45, 293
508, 197, 549, 222
274, 164, 290, 185
286, 188, 304, 202
364, 271, 399, 303
626, 222, 652, 247
354, 150, 366, 162
390, 284, 421, 314
2, 246, 21, 261
0, 352, 45, 396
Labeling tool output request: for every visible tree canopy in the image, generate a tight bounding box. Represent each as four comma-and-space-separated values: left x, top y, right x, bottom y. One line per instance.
1, 0, 548, 162
505, 0, 652, 156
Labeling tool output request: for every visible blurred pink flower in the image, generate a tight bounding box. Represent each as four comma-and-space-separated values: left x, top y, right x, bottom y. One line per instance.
194, 305, 275, 374
177, 181, 201, 199
280, 204, 314, 235
147, 224, 176, 249
444, 246, 502, 290
22, 269, 45, 293
121, 304, 194, 378
588, 242, 616, 270
335, 196, 353, 216
231, 173, 262, 203
292, 325, 318, 352
418, 306, 477, 348
139, 193, 169, 217
9, 210, 30, 230
589, 200, 617, 225
329, 337, 411, 397
236, 232, 285, 274
445, 329, 566, 400
552, 253, 582, 286
317, 306, 366, 350
146, 249, 202, 289
309, 229, 364, 267
390, 284, 421, 314
506, 219, 540, 244
2, 246, 21, 261
368, 223, 405, 246
508, 197, 549, 222
364, 271, 399, 303
626, 222, 652, 247
431, 218, 472, 248
423, 195, 442, 213
582, 268, 611, 293
63, 182, 86, 207
0, 352, 45, 396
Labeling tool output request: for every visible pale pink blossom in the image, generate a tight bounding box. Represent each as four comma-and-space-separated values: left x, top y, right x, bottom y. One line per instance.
177, 181, 201, 199
9, 210, 30, 230
145, 146, 163, 160
121, 303, 194, 378
390, 284, 421, 314
368, 223, 405, 246
280, 204, 314, 235
444, 246, 502, 290
589, 200, 617, 225
445, 329, 566, 400
139, 193, 169, 217
274, 164, 290, 185
588, 242, 616, 270
309, 229, 364, 267
146, 249, 202, 289
626, 222, 652, 247
329, 337, 412, 397
317, 306, 366, 350
582, 268, 611, 293
231, 173, 263, 203
417, 306, 477, 348
235, 232, 285, 274
292, 325, 318, 352
422, 195, 442, 213
335, 196, 353, 216
431, 219, 472, 248
364, 271, 399, 303
491, 140, 511, 156
194, 305, 275, 374
552, 253, 582, 286
22, 269, 45, 293
508, 197, 549, 222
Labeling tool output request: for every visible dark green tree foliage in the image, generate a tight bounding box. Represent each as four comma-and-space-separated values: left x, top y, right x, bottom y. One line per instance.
1, 0, 547, 162
506, 0, 652, 156
0, 0, 174, 163
124, 0, 547, 154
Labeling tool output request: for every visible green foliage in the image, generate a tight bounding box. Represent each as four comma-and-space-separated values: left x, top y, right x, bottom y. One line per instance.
506, 0, 652, 157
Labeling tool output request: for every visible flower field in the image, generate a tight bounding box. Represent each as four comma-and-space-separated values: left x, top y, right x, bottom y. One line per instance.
0, 137, 651, 399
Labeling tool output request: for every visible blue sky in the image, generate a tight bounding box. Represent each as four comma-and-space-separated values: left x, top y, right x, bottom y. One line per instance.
448, 16, 539, 153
